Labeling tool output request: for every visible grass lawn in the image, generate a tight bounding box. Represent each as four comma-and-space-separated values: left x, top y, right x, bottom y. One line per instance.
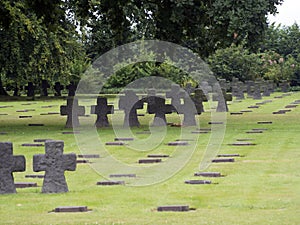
0, 92, 299, 225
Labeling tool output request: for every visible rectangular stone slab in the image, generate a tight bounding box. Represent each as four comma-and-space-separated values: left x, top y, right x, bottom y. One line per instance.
230, 112, 243, 115
105, 142, 126, 146
28, 124, 44, 126
54, 206, 88, 213
217, 154, 241, 157
15, 182, 37, 188
273, 111, 286, 114
248, 106, 259, 108
212, 158, 235, 163
236, 138, 254, 141
240, 110, 253, 113
147, 154, 169, 158
138, 159, 162, 164
167, 141, 188, 146
157, 205, 189, 212
208, 122, 224, 124
34, 139, 52, 142
77, 154, 100, 158
0, 132, 8, 135
62, 131, 80, 134
285, 105, 297, 108
21, 143, 43, 147
197, 128, 211, 131
191, 131, 209, 134
246, 130, 263, 134
76, 159, 90, 164
25, 175, 45, 179
257, 121, 272, 124
230, 142, 256, 146
194, 172, 221, 177
96, 181, 125, 185
19, 116, 32, 118
109, 174, 136, 178
185, 180, 211, 184
114, 137, 134, 141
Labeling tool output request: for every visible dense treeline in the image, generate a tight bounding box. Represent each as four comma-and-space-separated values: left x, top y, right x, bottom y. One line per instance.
2, 0, 299, 96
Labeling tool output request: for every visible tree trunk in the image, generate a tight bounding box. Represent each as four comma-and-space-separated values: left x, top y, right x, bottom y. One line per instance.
0, 79, 9, 96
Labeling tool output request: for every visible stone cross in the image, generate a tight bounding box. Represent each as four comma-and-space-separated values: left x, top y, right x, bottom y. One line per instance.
33, 140, 76, 193
66, 82, 76, 96
166, 84, 184, 112
0, 142, 25, 194
54, 82, 64, 96
213, 84, 232, 112
184, 82, 195, 95
60, 98, 85, 128
236, 81, 245, 100
245, 80, 254, 97
252, 81, 262, 100
191, 88, 206, 114
91, 97, 114, 127
40, 80, 50, 97
280, 80, 290, 92
177, 93, 197, 126
147, 94, 173, 126
25, 82, 35, 97
118, 90, 143, 127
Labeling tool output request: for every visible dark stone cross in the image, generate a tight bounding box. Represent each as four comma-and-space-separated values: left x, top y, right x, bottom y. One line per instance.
54, 82, 64, 96
176, 93, 197, 126
40, 80, 50, 97
91, 97, 114, 127
66, 82, 77, 96
118, 90, 143, 127
25, 82, 35, 97
280, 80, 290, 92
146, 89, 173, 126
166, 84, 185, 112
213, 84, 232, 112
33, 140, 76, 193
0, 142, 25, 194
191, 88, 207, 114
60, 98, 85, 128
252, 81, 262, 100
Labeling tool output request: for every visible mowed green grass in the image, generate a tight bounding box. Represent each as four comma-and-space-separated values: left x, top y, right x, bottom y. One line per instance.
0, 93, 299, 225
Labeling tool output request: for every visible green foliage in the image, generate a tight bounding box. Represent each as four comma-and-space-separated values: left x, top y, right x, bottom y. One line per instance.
207, 44, 262, 81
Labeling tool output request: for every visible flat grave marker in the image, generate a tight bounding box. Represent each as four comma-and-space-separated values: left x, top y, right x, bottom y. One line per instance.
19, 116, 32, 118
21, 143, 43, 147
109, 174, 136, 178
229, 142, 256, 146
52, 206, 90, 213
212, 158, 235, 163
217, 154, 241, 157
28, 124, 44, 127
138, 159, 162, 164
147, 154, 169, 158
167, 141, 188, 146
105, 142, 126, 146
194, 172, 222, 177
114, 137, 134, 141
157, 205, 190, 212
185, 180, 211, 185
25, 175, 45, 179
257, 121, 273, 124
96, 181, 125, 186
77, 154, 100, 158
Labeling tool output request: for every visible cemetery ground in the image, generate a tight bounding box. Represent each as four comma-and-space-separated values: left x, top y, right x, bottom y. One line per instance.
0, 93, 299, 225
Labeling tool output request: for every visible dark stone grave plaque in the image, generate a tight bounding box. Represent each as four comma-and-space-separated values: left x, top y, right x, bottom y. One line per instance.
138, 159, 162, 164
236, 138, 254, 141
0, 113, 8, 116
230, 112, 243, 115
230, 142, 256, 146
14, 182, 37, 188
96, 181, 125, 185
76, 159, 90, 164
0, 132, 8, 135
0, 142, 26, 194
208, 121, 224, 125
77, 154, 100, 158
246, 130, 263, 134
62, 131, 80, 134
136, 131, 151, 135
28, 124, 44, 127
285, 105, 297, 108
22, 143, 43, 147
34, 139, 52, 143
212, 158, 235, 163
147, 154, 169, 158
167, 141, 188, 146
248, 105, 260, 109
33, 140, 76, 193
240, 110, 253, 113
105, 142, 126, 146
109, 174, 136, 178
157, 205, 189, 212
114, 137, 134, 141
19, 116, 32, 118
185, 180, 211, 184
53, 206, 89, 213
191, 130, 209, 134
257, 121, 272, 124
194, 172, 221, 177
218, 154, 241, 157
